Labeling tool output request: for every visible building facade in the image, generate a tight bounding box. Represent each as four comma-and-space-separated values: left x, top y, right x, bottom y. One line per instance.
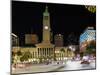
55, 47, 75, 61
12, 33, 19, 46
54, 34, 64, 47
25, 34, 38, 45
80, 27, 96, 53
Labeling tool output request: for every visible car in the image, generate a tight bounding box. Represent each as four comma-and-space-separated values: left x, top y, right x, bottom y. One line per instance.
81, 60, 90, 64
45, 61, 50, 65
57, 62, 59, 64
81, 55, 90, 64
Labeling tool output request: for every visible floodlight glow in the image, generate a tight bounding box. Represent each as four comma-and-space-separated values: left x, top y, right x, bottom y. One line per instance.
44, 26, 48, 30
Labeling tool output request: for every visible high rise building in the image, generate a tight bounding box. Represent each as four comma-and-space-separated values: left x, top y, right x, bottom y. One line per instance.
12, 33, 19, 46
80, 27, 96, 43
25, 34, 38, 45
12, 33, 20, 53
80, 27, 96, 52
54, 34, 64, 47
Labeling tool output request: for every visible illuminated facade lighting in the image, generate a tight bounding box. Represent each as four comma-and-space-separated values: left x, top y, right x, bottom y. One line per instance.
80, 27, 96, 43
80, 27, 96, 52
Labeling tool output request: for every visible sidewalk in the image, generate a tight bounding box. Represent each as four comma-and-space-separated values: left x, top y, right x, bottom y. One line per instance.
12, 63, 65, 74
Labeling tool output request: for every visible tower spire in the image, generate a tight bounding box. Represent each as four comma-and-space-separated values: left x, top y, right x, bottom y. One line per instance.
45, 5, 48, 12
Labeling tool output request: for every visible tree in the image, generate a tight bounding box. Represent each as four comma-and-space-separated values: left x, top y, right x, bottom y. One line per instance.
89, 40, 96, 49
20, 56, 25, 62
67, 48, 71, 57
20, 51, 32, 62
12, 51, 15, 56
60, 48, 65, 60
12, 56, 14, 64
85, 40, 96, 55
12, 51, 21, 64
16, 50, 22, 56
85, 45, 93, 55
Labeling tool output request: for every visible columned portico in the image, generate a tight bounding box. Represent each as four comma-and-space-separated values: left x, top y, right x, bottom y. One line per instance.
37, 47, 54, 58
36, 43, 54, 63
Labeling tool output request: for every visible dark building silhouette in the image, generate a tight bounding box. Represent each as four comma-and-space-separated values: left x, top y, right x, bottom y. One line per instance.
54, 34, 63, 47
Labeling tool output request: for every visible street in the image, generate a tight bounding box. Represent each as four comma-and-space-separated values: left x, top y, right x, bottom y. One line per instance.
12, 60, 95, 74
55, 60, 96, 71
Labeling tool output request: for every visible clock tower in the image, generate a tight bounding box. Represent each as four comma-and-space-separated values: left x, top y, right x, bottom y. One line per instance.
43, 6, 51, 43
36, 6, 55, 63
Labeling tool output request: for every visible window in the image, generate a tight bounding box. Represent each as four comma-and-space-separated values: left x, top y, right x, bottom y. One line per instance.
44, 16, 48, 20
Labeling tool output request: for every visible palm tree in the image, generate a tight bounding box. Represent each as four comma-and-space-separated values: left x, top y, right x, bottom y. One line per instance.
60, 48, 65, 61
67, 48, 71, 57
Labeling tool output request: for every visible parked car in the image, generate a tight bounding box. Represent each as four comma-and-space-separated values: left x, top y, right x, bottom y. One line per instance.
81, 61, 90, 64
81, 55, 90, 64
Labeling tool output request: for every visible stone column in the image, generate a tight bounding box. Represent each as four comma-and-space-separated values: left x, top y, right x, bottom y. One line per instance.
45, 48, 47, 57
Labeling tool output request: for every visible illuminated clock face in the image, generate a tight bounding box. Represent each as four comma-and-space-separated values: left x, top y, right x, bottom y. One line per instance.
44, 26, 48, 30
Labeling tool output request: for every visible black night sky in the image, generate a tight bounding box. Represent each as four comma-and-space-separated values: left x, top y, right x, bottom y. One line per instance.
12, 1, 96, 46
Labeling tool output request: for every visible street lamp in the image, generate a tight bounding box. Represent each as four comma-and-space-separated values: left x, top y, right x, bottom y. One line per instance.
69, 46, 76, 52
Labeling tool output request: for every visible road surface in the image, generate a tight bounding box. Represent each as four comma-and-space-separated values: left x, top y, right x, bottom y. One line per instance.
55, 60, 96, 71
12, 60, 96, 74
